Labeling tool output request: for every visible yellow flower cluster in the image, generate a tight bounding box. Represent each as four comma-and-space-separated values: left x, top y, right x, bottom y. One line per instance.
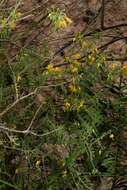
1, 18, 6, 27
82, 47, 101, 65
88, 54, 96, 63
10, 12, 22, 30
57, 16, 72, 28
122, 65, 127, 76
45, 64, 61, 75
1, 11, 22, 30
64, 55, 81, 68
91, 47, 99, 54
68, 56, 81, 93
100, 54, 106, 64
59, 160, 67, 177
63, 99, 85, 112
69, 83, 80, 93
48, 7, 72, 29
63, 101, 71, 112
87, 48, 99, 63
47, 63, 54, 72
16, 12, 22, 17
69, 53, 81, 75
59, 160, 65, 167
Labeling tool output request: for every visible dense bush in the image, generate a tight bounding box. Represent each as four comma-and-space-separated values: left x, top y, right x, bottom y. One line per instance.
0, 2, 127, 190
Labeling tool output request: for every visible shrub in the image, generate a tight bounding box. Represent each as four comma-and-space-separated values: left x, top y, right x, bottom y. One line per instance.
0, 3, 127, 190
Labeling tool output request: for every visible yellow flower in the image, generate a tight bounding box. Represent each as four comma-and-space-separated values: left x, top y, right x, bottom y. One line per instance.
36, 160, 41, 167
17, 75, 21, 82
92, 47, 99, 54
74, 53, 81, 59
1, 18, 7, 27
15, 168, 20, 174
63, 101, 71, 111
9, 21, 16, 30
109, 133, 115, 140
43, 71, 48, 75
59, 160, 65, 167
57, 16, 72, 28
45, 64, 61, 75
88, 55, 95, 63
110, 63, 118, 70
16, 12, 22, 17
47, 63, 54, 72
91, 56, 96, 63
69, 84, 79, 93
77, 100, 85, 112
122, 65, 127, 76
101, 55, 106, 63
58, 19, 67, 28
64, 16, 73, 24
88, 55, 92, 60
62, 169, 67, 177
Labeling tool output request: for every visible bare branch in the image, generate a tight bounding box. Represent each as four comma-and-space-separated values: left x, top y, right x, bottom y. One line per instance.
0, 124, 62, 137
0, 89, 37, 117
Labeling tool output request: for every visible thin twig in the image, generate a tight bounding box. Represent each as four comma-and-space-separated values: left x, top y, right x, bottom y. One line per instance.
98, 36, 127, 50
26, 103, 43, 132
0, 124, 62, 137
0, 89, 37, 117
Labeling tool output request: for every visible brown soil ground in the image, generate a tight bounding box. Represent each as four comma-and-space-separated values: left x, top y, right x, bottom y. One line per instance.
5, 0, 127, 63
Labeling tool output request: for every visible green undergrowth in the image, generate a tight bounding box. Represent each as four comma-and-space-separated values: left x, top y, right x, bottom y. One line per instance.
0, 4, 127, 190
